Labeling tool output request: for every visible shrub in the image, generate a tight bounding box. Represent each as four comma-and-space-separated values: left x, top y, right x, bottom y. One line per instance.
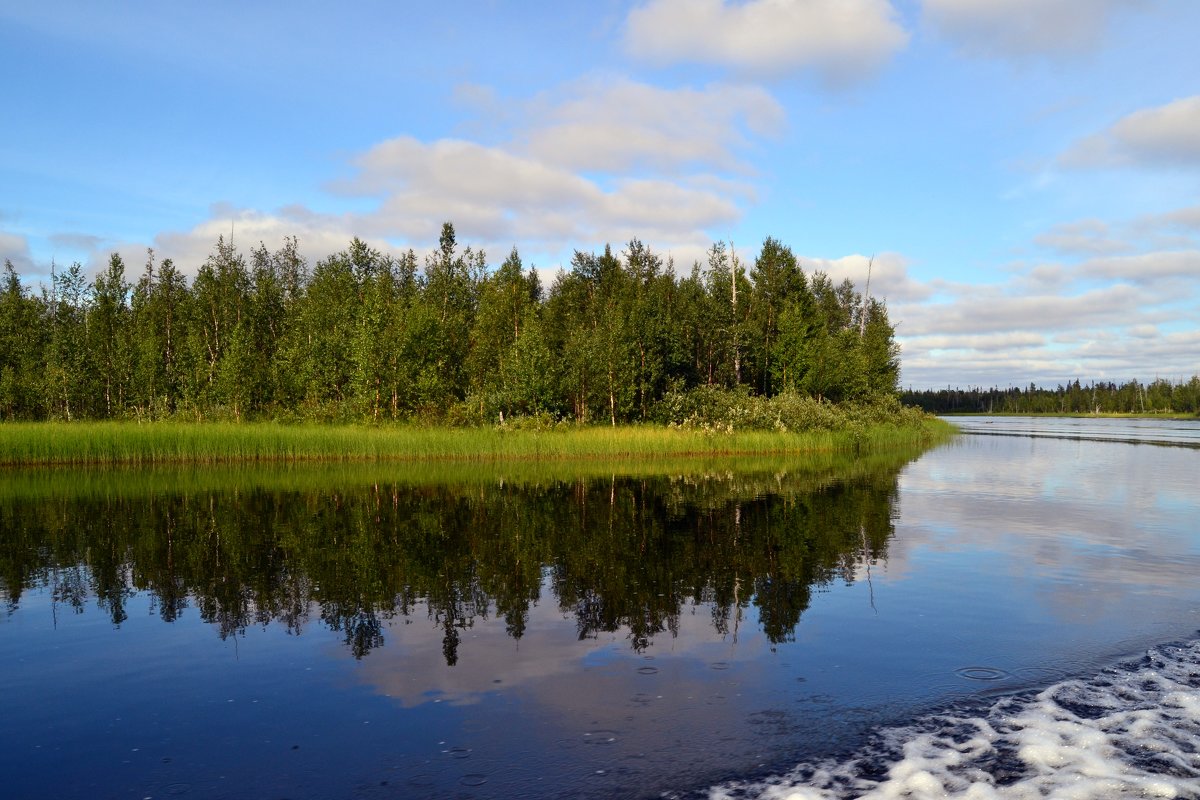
653, 386, 925, 433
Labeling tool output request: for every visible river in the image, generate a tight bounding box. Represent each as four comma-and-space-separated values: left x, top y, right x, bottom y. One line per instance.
0, 416, 1197, 798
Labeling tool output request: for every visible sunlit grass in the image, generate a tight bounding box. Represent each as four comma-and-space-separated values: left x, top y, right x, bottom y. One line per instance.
0, 419, 954, 467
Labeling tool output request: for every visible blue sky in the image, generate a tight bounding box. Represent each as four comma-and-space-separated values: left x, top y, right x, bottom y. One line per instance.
2, 0, 1198, 388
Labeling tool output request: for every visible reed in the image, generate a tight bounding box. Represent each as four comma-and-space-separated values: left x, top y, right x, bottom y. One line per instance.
0, 419, 954, 467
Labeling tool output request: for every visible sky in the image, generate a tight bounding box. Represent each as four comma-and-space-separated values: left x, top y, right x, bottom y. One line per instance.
2, 0, 1198, 389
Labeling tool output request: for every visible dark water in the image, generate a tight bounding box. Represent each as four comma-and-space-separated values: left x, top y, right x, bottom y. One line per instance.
1, 422, 1198, 799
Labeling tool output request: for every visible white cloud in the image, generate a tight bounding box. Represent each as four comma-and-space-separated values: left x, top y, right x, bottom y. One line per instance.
1061, 96, 1200, 169
624, 0, 909, 83
1035, 209, 1200, 265
344, 137, 596, 235
893, 242, 1200, 387
800, 252, 936, 303
898, 282, 1146, 337
1033, 219, 1132, 256
923, 0, 1141, 59
519, 78, 785, 175
0, 231, 34, 276
82, 77, 777, 276
869, 204, 1200, 388
340, 136, 739, 255
325, 77, 781, 261
91, 205, 378, 281
908, 331, 1048, 353
1078, 250, 1200, 284
1127, 324, 1158, 339
767, 231, 1199, 388
1018, 263, 1072, 291
1134, 205, 1200, 233
47, 232, 106, 252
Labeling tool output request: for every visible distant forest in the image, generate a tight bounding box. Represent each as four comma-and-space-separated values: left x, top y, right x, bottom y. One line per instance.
902, 378, 1200, 416
0, 223, 899, 424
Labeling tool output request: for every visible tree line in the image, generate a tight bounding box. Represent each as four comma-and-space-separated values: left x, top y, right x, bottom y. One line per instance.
902, 377, 1200, 415
0, 223, 900, 423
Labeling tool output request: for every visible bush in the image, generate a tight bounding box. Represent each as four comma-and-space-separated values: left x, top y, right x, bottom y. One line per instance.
496, 411, 560, 431
652, 386, 926, 433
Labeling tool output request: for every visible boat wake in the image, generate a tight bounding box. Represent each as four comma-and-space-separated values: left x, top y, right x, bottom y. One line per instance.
707, 638, 1200, 799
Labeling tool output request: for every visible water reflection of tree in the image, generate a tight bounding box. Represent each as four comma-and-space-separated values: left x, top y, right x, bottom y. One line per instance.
0, 461, 905, 663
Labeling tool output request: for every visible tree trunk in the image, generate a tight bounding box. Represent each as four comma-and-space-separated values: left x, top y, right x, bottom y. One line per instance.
609, 366, 616, 426
639, 342, 646, 419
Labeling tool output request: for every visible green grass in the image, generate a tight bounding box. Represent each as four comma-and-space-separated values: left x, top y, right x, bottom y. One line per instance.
0, 419, 954, 467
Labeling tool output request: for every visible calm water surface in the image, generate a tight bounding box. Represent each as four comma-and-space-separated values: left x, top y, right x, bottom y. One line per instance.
1, 419, 1198, 799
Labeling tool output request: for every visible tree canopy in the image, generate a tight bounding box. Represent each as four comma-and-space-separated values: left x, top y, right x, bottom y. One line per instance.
0, 225, 901, 423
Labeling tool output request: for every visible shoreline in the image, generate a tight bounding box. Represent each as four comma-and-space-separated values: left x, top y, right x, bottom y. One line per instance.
0, 418, 954, 467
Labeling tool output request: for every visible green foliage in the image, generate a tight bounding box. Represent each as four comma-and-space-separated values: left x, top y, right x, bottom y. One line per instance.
653, 385, 929, 434
0, 260, 45, 419
747, 236, 806, 395
287, 242, 359, 408
44, 262, 92, 420
129, 251, 191, 418
0, 227, 907, 426
88, 253, 133, 417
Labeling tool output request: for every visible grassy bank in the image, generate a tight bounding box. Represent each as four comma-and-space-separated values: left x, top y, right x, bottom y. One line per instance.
0, 418, 954, 467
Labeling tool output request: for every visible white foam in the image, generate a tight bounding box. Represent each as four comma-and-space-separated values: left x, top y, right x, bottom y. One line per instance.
709, 640, 1200, 800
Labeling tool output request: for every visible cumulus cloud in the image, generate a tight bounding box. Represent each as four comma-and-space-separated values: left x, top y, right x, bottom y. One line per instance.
1033, 219, 1132, 256
83, 204, 379, 281
518, 78, 785, 174
1135, 205, 1200, 233
48, 232, 106, 252
1126, 323, 1158, 339
623, 0, 909, 83
800, 252, 936, 303
337, 136, 739, 257
1078, 250, 1200, 285
892, 239, 1200, 388
779, 238, 1195, 386
773, 234, 1199, 388
880, 207, 1200, 387
0, 231, 34, 276
325, 77, 781, 261
923, 0, 1141, 59
1030, 260, 1073, 283
1038, 210, 1200, 262
1061, 96, 1200, 169
909, 331, 1048, 353
898, 282, 1146, 338
84, 77, 777, 277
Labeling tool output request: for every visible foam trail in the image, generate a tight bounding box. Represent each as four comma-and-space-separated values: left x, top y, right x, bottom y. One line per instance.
709, 640, 1200, 800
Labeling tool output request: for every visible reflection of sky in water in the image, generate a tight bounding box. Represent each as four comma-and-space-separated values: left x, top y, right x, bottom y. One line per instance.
332, 429, 1200, 795
331, 430, 1200, 794
882, 433, 1200, 672
948, 414, 1200, 447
